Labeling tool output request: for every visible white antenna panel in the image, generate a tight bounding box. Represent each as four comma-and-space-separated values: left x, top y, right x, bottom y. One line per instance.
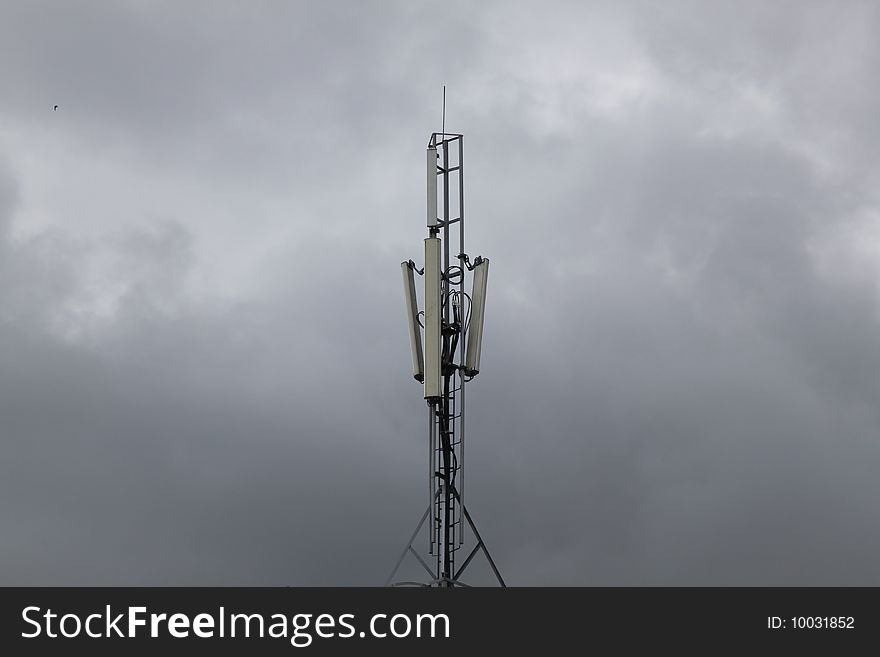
424, 237, 442, 398
401, 262, 424, 382
464, 258, 489, 377
427, 146, 438, 228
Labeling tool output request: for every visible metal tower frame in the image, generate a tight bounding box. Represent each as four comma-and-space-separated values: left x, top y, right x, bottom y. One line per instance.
387, 132, 505, 588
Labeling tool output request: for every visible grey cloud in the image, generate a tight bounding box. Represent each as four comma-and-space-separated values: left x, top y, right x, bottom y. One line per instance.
1, 1, 880, 586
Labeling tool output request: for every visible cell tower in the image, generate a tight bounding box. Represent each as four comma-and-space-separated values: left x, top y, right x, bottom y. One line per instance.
387, 128, 505, 587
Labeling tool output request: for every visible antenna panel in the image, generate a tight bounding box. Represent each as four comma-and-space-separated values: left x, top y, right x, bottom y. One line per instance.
401, 262, 424, 382
465, 258, 489, 377
424, 237, 442, 398
427, 146, 438, 228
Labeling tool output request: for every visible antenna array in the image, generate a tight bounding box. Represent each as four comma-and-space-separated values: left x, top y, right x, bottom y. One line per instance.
387, 129, 504, 588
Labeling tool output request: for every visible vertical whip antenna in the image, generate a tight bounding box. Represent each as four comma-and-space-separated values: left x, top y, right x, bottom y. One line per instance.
442, 85, 446, 137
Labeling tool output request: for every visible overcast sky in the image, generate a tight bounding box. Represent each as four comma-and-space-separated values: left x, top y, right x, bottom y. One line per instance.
2, 0, 880, 585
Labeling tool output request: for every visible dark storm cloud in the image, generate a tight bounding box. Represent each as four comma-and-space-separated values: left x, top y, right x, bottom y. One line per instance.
1, 0, 880, 585
472, 134, 880, 584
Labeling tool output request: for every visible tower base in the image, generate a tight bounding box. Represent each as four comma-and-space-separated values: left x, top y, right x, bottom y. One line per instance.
386, 487, 505, 587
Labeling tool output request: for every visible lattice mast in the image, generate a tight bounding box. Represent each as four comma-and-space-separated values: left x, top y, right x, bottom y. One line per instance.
388, 130, 504, 587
